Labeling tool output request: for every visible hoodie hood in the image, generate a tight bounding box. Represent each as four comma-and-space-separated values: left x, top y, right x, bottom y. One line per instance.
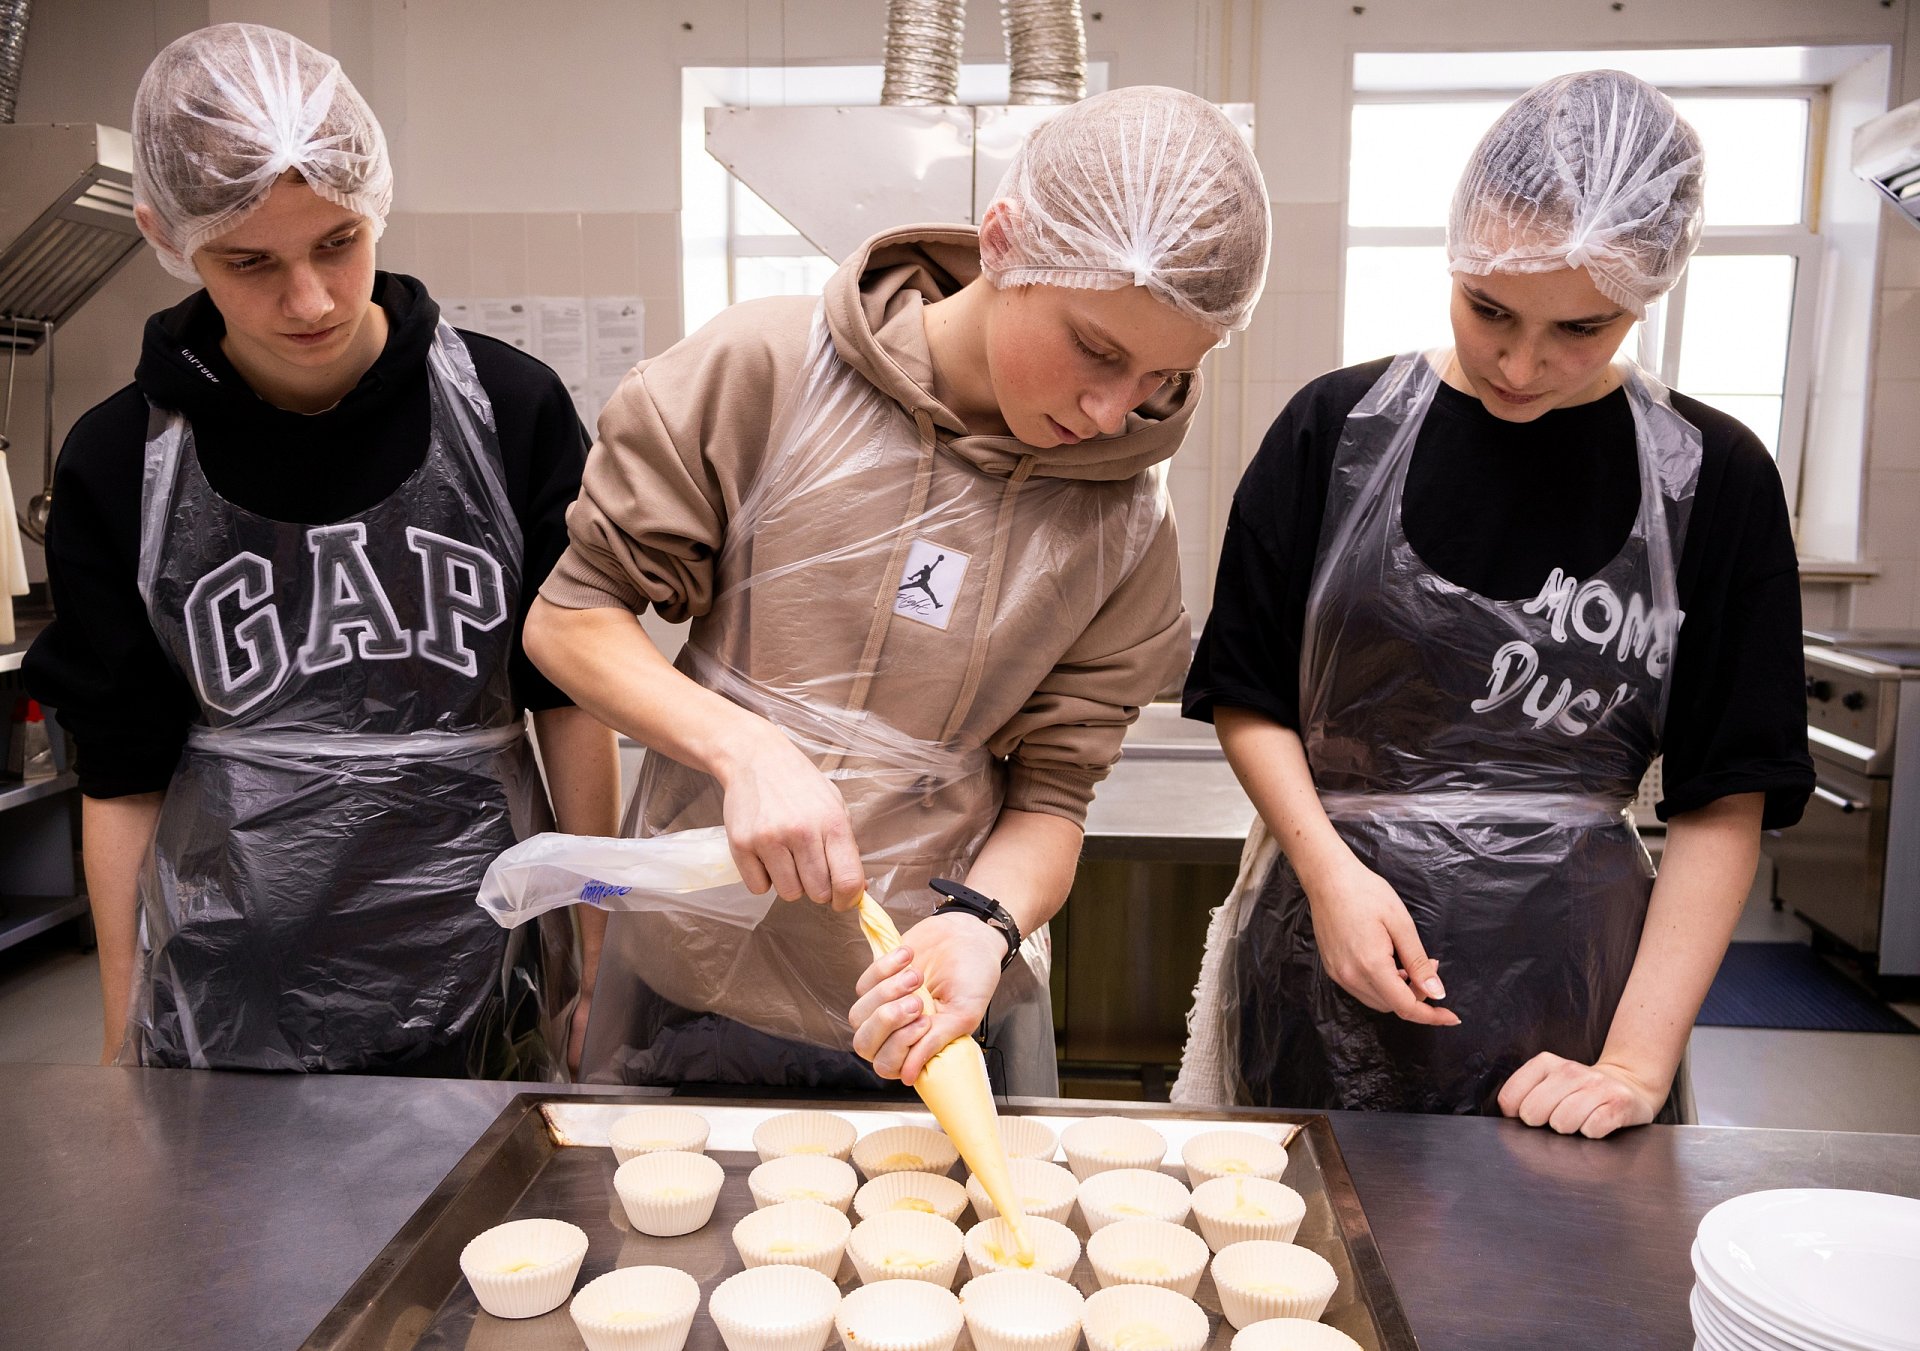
821, 224, 1200, 483
135, 272, 437, 430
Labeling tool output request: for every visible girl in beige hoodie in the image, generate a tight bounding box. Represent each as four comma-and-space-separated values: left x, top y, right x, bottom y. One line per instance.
527, 86, 1270, 1093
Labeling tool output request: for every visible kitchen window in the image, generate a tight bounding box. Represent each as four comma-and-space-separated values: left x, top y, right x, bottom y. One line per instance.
1341, 47, 1887, 525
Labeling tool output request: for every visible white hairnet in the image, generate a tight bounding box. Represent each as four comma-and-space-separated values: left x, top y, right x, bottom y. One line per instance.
132, 23, 392, 284
1448, 71, 1704, 318
982, 85, 1271, 341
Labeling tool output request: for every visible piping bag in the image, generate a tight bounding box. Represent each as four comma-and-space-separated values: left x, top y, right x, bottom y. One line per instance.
856, 892, 1034, 1263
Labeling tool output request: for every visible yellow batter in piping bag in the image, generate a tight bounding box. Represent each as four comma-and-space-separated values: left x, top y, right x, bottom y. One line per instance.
856, 892, 1034, 1264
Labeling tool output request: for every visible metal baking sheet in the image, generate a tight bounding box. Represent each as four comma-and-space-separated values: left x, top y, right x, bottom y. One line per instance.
302, 1096, 1419, 1351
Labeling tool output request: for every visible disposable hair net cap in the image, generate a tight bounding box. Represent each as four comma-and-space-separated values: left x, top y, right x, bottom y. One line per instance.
981, 85, 1271, 342
1448, 70, 1705, 319
132, 23, 392, 283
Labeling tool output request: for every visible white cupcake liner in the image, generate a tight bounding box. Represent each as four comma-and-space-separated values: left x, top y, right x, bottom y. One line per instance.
961, 1215, 1081, 1282
1179, 1130, 1287, 1188
852, 1125, 960, 1181
966, 1158, 1078, 1226
609, 1107, 711, 1164
1082, 1283, 1210, 1351
754, 1111, 858, 1163
1060, 1117, 1169, 1181
569, 1265, 701, 1351
1086, 1219, 1211, 1298
1078, 1168, 1192, 1232
847, 1211, 966, 1287
834, 1277, 964, 1351
1189, 1178, 1307, 1252
614, 1151, 726, 1237
958, 1270, 1085, 1351
459, 1217, 589, 1319
708, 1264, 843, 1351
1230, 1319, 1364, 1351
1211, 1242, 1339, 1328
732, 1200, 853, 1278
749, 1155, 859, 1213
997, 1117, 1059, 1162
855, 1171, 970, 1225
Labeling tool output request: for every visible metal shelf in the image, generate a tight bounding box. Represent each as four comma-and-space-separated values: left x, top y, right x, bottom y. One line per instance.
0, 893, 90, 956
0, 771, 76, 815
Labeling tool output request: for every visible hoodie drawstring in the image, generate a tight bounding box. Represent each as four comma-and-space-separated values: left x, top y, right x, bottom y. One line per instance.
938, 453, 1033, 744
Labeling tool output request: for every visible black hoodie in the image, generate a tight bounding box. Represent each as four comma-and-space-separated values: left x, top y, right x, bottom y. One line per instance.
25, 273, 589, 798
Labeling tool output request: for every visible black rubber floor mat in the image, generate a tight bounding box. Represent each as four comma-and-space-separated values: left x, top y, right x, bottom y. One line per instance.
1696, 942, 1918, 1034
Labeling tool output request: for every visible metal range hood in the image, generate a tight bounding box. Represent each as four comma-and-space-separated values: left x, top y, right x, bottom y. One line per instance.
705, 102, 1255, 264
0, 122, 144, 353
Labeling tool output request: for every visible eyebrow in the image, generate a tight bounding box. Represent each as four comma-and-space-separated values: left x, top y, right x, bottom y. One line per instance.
1463, 284, 1625, 326
1079, 316, 1200, 377
202, 218, 364, 256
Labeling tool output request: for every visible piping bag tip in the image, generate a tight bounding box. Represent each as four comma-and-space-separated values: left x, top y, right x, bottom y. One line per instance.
855, 891, 1034, 1263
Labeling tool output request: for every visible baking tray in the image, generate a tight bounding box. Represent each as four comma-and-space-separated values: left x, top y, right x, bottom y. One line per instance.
302, 1096, 1419, 1351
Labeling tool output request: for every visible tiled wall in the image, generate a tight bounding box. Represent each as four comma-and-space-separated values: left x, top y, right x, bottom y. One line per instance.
376, 211, 686, 374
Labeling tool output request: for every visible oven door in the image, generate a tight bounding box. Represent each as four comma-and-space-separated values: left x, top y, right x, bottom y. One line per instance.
1770, 760, 1888, 955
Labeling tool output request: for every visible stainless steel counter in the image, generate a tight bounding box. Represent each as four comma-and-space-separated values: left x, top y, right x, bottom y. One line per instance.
3, 1064, 1915, 1351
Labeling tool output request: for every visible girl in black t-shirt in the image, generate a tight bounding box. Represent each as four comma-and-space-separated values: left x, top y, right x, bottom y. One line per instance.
1174, 70, 1812, 1134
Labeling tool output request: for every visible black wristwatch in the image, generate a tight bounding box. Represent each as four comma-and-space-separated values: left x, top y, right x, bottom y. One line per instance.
930, 878, 1022, 971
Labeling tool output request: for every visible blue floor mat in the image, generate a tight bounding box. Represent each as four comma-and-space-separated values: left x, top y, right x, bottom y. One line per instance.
1696, 942, 1917, 1034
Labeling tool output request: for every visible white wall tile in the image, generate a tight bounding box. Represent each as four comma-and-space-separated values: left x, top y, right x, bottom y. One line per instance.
1862, 470, 1920, 562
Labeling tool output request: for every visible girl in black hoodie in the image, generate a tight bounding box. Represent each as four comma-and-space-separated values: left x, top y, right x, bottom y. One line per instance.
25, 23, 617, 1076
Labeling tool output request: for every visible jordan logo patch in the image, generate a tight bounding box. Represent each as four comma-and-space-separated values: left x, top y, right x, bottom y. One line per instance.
893, 539, 970, 631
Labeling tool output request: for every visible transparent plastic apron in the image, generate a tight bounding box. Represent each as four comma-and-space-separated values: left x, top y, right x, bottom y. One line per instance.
1180, 351, 1699, 1114
127, 323, 572, 1076
580, 314, 1170, 1096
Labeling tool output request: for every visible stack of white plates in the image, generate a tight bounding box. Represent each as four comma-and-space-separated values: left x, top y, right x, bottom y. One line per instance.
1690, 1189, 1920, 1351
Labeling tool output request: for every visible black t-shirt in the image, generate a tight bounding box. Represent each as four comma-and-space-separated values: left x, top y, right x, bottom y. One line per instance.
24, 273, 590, 799
1184, 358, 1814, 830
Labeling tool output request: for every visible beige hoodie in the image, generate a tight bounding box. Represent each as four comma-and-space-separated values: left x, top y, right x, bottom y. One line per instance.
542, 225, 1194, 825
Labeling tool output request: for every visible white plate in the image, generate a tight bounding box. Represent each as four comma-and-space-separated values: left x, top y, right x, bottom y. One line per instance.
1695, 1190, 1920, 1351
1692, 1281, 1820, 1351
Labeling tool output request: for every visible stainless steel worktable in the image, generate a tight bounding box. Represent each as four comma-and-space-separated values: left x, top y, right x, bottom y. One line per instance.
2, 1064, 1915, 1350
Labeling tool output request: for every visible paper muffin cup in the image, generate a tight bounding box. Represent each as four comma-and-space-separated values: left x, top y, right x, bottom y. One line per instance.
1082, 1284, 1210, 1351
1190, 1178, 1308, 1251
852, 1125, 960, 1181
614, 1151, 726, 1237
458, 1217, 589, 1319
609, 1107, 711, 1164
754, 1111, 858, 1163
1078, 1168, 1192, 1233
966, 1158, 1078, 1226
997, 1117, 1059, 1162
1230, 1319, 1364, 1351
749, 1155, 860, 1213
848, 1210, 966, 1287
1086, 1219, 1211, 1298
961, 1215, 1081, 1282
959, 1270, 1085, 1351
732, 1200, 853, 1278
1179, 1130, 1287, 1187
569, 1265, 701, 1351
855, 1171, 970, 1225
709, 1264, 843, 1351
834, 1277, 964, 1351
1060, 1117, 1168, 1181
1211, 1242, 1340, 1328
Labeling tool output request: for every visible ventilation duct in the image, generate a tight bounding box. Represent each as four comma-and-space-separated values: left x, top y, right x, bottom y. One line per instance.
0, 0, 29, 124
1002, 0, 1084, 105
882, 0, 966, 106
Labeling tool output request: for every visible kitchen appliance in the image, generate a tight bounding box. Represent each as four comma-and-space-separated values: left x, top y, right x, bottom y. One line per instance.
1770, 628, 1920, 978
1853, 95, 1920, 230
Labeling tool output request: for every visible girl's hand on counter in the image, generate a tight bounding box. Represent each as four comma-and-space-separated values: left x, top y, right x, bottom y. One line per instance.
1304, 857, 1461, 1027
1497, 1052, 1664, 1138
847, 912, 1008, 1085
714, 724, 867, 909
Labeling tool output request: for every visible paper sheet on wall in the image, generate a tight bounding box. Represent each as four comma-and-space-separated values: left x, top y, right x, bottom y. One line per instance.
531, 297, 592, 428
587, 296, 646, 424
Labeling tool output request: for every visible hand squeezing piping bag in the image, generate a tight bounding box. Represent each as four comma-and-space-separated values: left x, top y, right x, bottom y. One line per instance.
856, 892, 1034, 1263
